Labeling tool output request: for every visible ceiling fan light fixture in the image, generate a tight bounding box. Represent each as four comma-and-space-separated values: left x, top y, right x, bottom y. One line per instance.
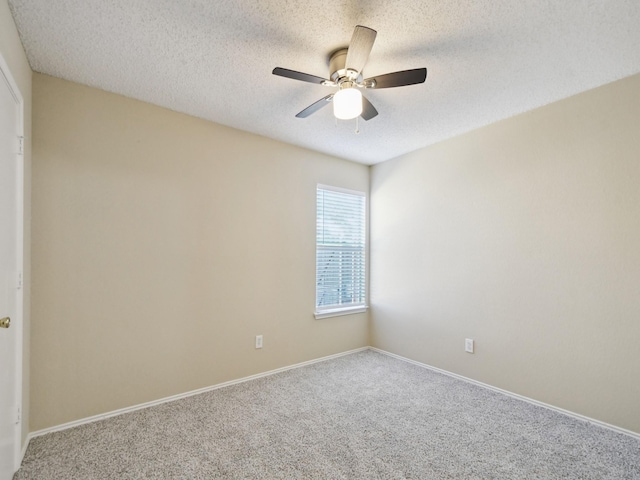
272, 25, 427, 122
333, 86, 362, 120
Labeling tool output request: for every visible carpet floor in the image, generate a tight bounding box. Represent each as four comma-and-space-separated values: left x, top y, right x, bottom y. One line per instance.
15, 350, 640, 479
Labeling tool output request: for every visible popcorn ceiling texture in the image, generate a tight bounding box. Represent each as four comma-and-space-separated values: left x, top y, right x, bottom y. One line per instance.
8, 0, 640, 164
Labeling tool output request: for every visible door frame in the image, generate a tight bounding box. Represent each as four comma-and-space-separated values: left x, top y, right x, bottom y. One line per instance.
0, 50, 24, 473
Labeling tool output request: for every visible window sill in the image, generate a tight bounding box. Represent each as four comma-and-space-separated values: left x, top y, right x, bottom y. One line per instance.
314, 305, 368, 320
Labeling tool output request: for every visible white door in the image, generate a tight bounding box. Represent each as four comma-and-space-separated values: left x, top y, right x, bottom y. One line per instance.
0, 57, 22, 479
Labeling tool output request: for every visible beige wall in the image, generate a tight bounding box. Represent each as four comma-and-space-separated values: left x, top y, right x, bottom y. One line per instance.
1, 0, 32, 449
370, 73, 640, 434
24, 49, 640, 436
31, 74, 369, 431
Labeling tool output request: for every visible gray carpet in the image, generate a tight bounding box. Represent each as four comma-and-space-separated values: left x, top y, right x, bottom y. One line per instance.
15, 350, 640, 479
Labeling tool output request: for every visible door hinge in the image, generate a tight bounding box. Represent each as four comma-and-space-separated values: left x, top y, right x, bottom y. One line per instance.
17, 136, 24, 156
16, 407, 21, 425
17, 271, 23, 290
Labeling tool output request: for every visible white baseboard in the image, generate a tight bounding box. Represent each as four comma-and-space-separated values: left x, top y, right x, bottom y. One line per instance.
28, 347, 369, 440
369, 346, 640, 441
22, 344, 640, 457
18, 435, 29, 470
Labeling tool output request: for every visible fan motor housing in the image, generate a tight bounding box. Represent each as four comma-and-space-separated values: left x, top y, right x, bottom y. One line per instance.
329, 48, 362, 83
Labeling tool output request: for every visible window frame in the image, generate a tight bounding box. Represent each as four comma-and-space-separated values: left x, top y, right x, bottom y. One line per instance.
314, 184, 368, 320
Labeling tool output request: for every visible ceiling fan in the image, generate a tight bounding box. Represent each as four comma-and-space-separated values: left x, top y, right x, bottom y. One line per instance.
272, 25, 427, 121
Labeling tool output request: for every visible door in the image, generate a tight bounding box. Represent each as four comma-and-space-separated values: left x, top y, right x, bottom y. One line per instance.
0, 57, 22, 479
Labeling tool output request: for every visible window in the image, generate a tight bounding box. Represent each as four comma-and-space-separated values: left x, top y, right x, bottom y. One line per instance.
315, 185, 367, 319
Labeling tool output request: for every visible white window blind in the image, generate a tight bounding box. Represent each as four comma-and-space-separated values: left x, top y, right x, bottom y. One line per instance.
316, 185, 366, 313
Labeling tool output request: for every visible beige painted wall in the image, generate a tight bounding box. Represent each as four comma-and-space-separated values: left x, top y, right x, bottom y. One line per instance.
0, 0, 32, 449
31, 74, 369, 431
370, 73, 640, 434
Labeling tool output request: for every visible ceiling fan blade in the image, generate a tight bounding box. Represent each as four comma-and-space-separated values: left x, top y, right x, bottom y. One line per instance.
295, 94, 334, 118
345, 26, 377, 76
273, 67, 330, 85
365, 68, 427, 89
361, 95, 378, 121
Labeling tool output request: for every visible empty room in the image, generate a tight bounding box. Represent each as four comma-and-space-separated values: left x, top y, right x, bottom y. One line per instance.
1, 0, 639, 478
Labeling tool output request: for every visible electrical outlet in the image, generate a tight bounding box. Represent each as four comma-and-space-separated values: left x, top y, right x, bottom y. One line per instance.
465, 338, 474, 353
255, 335, 263, 349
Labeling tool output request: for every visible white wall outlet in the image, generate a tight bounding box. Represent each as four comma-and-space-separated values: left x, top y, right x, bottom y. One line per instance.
465, 338, 474, 353
255, 335, 263, 349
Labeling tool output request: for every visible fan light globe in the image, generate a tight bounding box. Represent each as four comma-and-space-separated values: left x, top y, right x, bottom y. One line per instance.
333, 87, 362, 120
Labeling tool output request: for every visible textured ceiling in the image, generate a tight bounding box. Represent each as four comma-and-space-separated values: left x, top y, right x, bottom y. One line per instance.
8, 0, 640, 165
